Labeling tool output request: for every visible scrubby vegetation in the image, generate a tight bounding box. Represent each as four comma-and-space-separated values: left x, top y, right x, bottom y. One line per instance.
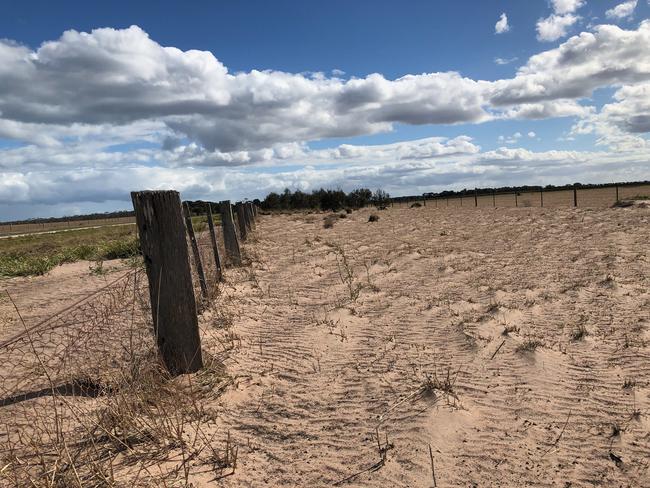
260, 188, 390, 211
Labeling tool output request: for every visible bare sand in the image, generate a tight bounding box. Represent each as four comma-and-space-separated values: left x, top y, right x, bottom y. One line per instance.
2, 204, 649, 487
209, 205, 650, 487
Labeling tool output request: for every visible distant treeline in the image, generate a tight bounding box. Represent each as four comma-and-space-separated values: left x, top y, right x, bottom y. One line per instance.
259, 188, 390, 211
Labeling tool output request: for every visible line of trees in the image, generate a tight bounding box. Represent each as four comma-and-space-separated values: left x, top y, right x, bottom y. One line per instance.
260, 188, 390, 211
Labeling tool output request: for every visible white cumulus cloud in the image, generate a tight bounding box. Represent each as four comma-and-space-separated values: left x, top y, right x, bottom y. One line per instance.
495, 13, 510, 34
536, 14, 580, 42
606, 1, 638, 19
551, 0, 585, 14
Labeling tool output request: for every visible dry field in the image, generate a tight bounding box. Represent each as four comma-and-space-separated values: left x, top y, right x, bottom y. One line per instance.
1, 203, 650, 487
0, 216, 136, 237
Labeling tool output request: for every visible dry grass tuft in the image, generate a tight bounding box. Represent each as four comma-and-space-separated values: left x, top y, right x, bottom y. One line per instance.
323, 214, 338, 229
515, 338, 543, 353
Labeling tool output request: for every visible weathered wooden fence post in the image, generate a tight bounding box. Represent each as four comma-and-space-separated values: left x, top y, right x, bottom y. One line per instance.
219, 200, 241, 265
235, 202, 248, 241
573, 187, 578, 207
540, 188, 544, 207
246, 202, 256, 229
515, 193, 518, 207
183, 202, 208, 300
131, 190, 203, 375
474, 190, 478, 207
615, 185, 619, 202
492, 190, 496, 207
206, 203, 223, 282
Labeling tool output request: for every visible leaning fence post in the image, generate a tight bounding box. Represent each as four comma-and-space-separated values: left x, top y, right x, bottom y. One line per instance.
130, 190, 203, 375
183, 202, 208, 300
219, 200, 241, 265
235, 202, 248, 241
207, 203, 223, 282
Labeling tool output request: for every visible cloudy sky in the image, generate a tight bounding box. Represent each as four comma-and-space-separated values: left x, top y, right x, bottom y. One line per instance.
1, 0, 650, 220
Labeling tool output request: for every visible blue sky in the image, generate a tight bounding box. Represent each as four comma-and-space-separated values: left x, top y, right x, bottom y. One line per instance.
1, 0, 649, 220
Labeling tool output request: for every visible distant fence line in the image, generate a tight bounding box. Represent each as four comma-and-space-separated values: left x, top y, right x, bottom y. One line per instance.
393, 183, 650, 209
0, 215, 136, 236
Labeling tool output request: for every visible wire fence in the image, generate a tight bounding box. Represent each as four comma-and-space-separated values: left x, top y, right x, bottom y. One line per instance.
0, 197, 252, 486
0, 269, 151, 406
394, 183, 650, 209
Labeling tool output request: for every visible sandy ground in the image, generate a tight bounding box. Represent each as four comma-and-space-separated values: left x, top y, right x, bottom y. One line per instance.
1, 204, 649, 487
210, 205, 650, 487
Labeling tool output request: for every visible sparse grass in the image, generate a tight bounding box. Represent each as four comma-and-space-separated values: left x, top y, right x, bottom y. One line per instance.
89, 259, 108, 276
622, 378, 637, 389
501, 324, 520, 336
0, 225, 140, 277
326, 242, 362, 302
0, 272, 234, 487
420, 368, 460, 398
515, 339, 543, 353
570, 323, 588, 341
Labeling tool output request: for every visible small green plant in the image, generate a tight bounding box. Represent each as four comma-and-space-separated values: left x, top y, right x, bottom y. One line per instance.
89, 259, 108, 276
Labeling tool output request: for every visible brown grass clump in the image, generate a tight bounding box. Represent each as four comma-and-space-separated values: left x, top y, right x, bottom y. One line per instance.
569, 323, 588, 341
515, 339, 543, 353
368, 214, 379, 222
323, 214, 338, 228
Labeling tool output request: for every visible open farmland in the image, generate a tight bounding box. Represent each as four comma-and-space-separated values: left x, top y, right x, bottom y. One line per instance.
1, 202, 649, 487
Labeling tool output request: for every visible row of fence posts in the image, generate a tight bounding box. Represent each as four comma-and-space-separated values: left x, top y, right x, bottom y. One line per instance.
411, 185, 624, 208
130, 190, 258, 375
